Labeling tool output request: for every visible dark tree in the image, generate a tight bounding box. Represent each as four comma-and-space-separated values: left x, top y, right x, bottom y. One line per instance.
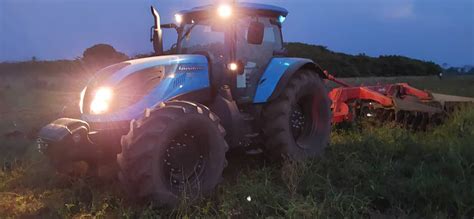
82, 44, 129, 69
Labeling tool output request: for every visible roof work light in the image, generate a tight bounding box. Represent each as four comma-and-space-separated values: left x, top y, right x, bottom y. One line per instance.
218, 4, 232, 18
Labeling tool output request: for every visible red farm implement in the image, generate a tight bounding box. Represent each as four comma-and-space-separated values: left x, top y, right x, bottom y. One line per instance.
324, 71, 474, 130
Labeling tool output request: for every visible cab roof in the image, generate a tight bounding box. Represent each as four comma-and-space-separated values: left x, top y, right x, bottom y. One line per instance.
178, 2, 289, 18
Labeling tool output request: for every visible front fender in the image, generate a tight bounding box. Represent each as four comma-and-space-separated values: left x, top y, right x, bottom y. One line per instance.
253, 58, 322, 103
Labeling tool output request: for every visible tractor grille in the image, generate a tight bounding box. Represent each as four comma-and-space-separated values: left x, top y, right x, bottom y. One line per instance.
171, 73, 186, 89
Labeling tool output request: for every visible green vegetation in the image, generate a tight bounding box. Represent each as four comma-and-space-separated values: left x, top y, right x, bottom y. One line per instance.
286, 42, 443, 77
0, 44, 128, 77
0, 42, 444, 79
0, 60, 82, 77
445, 65, 474, 75
82, 44, 128, 70
212, 109, 474, 217
0, 76, 473, 218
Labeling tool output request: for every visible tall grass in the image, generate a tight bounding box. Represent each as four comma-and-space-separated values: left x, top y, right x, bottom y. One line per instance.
204, 107, 473, 218
0, 75, 473, 217
0, 108, 472, 218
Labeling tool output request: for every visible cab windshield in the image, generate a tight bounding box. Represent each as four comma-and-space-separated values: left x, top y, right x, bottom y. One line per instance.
178, 19, 227, 62
177, 15, 283, 65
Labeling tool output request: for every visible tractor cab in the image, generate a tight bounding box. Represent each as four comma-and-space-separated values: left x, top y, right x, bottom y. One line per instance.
153, 3, 288, 102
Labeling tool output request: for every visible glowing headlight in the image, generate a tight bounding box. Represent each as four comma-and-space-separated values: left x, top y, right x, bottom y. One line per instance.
175, 14, 183, 24
90, 87, 113, 114
218, 4, 232, 18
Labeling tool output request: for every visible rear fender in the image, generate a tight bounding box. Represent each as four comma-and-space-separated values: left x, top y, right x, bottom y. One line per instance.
253, 58, 325, 103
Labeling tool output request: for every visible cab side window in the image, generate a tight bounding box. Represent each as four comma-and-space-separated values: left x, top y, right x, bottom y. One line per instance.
263, 24, 283, 51
236, 17, 283, 67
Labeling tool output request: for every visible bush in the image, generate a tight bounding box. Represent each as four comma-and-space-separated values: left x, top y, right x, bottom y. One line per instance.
82, 44, 128, 70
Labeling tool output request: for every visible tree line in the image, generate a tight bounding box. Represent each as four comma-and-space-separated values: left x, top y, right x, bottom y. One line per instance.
286, 42, 442, 77
0, 43, 445, 78
0, 44, 128, 77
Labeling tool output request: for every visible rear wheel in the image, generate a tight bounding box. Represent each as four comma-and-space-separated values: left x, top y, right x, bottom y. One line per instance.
262, 69, 331, 161
117, 101, 228, 207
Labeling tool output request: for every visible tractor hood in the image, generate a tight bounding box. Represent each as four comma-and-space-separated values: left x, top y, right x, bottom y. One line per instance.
80, 54, 210, 126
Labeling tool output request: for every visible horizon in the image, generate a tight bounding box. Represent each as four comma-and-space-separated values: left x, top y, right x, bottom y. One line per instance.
0, 0, 473, 66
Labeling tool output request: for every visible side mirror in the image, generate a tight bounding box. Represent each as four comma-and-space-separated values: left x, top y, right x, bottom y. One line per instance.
151, 6, 163, 56
247, 21, 264, 45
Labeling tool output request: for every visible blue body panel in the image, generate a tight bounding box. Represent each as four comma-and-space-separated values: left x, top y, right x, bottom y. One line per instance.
179, 2, 288, 17
82, 55, 209, 123
253, 58, 314, 103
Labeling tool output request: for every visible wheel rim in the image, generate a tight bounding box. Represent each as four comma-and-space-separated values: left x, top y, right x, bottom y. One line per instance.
163, 132, 207, 190
290, 104, 306, 139
290, 94, 318, 149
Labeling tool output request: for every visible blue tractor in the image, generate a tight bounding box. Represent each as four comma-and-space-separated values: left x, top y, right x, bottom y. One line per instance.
38, 2, 331, 206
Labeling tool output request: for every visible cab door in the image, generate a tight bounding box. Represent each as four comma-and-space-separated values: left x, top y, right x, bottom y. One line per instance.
234, 16, 284, 103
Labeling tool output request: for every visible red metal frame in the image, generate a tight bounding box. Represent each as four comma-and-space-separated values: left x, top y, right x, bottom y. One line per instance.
323, 70, 434, 124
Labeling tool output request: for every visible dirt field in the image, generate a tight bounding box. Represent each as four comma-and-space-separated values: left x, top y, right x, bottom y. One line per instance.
0, 75, 473, 218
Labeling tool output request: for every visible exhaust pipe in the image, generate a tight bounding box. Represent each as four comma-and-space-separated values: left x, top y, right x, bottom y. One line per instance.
151, 6, 163, 56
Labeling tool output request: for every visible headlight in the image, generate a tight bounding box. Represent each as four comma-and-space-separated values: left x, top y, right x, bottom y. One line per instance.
90, 87, 113, 114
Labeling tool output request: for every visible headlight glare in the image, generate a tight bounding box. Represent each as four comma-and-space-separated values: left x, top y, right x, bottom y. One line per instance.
90, 87, 113, 114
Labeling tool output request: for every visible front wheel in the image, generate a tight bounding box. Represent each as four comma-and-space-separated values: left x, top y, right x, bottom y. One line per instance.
262, 69, 331, 161
117, 101, 228, 207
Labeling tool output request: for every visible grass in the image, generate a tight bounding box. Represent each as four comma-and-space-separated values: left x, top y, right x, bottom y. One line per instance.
0, 75, 473, 218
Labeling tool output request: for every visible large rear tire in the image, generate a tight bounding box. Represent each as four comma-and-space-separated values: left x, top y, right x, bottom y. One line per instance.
262, 69, 331, 161
117, 101, 228, 207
